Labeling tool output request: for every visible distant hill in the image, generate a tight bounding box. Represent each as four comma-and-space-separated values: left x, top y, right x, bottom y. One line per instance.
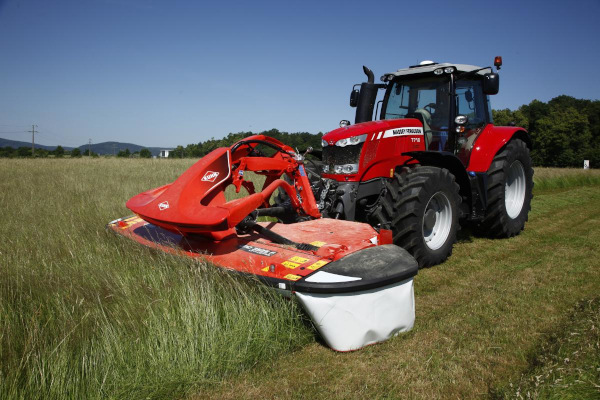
0, 138, 171, 156
80, 141, 170, 157
0, 138, 74, 151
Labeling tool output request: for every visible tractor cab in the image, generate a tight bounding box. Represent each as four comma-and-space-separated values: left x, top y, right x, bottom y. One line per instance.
352, 58, 501, 166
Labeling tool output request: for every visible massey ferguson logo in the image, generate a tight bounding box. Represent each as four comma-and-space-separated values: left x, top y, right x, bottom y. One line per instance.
201, 171, 219, 182
158, 201, 169, 211
393, 128, 423, 135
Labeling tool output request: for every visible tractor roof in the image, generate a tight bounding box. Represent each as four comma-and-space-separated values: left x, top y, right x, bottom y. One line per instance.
382, 63, 490, 81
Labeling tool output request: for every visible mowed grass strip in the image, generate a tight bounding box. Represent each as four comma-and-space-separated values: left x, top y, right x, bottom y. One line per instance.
0, 158, 312, 400
492, 297, 600, 399
193, 176, 600, 398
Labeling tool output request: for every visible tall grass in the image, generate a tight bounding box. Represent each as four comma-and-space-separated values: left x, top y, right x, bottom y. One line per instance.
533, 167, 600, 191
0, 159, 312, 399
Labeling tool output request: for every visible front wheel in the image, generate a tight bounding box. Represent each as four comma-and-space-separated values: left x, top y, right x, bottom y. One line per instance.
477, 139, 533, 237
368, 166, 461, 268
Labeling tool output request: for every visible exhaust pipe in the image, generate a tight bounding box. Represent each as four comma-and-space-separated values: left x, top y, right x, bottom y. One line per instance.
354, 66, 380, 124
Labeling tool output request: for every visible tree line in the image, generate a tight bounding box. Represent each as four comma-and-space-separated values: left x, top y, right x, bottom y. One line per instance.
0, 146, 153, 158
168, 96, 598, 168
167, 129, 323, 158
492, 95, 599, 168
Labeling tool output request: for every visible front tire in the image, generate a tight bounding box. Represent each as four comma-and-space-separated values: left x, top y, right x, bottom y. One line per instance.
369, 166, 461, 268
478, 139, 533, 237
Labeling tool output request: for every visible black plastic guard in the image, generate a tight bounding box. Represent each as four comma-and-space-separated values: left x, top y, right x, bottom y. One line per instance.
292, 245, 418, 294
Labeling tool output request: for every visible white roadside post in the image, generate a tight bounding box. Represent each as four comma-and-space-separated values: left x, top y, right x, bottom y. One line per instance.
584, 160, 590, 170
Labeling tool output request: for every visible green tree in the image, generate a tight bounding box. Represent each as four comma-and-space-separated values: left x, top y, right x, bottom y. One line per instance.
17, 147, 31, 157
139, 148, 152, 158
533, 107, 592, 167
71, 148, 81, 158
492, 109, 529, 130
54, 145, 65, 158
83, 149, 98, 157
169, 146, 186, 158
117, 149, 131, 158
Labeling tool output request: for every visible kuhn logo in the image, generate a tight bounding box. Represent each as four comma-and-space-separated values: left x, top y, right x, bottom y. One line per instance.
201, 171, 219, 182
158, 201, 169, 211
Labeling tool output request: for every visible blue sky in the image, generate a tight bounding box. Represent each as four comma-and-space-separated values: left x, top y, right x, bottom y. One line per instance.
1, 0, 599, 148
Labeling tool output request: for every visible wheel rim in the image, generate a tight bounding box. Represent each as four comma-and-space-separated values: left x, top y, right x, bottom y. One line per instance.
422, 191, 452, 250
505, 160, 526, 219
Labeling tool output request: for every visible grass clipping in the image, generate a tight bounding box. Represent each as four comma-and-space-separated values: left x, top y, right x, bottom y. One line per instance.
0, 159, 312, 399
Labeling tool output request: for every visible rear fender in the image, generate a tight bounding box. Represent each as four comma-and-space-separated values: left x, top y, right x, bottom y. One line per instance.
468, 126, 531, 173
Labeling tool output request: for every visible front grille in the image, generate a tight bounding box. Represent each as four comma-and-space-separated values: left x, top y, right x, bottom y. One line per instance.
322, 144, 364, 168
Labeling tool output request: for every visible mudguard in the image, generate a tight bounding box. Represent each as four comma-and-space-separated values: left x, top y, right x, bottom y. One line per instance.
467, 126, 531, 173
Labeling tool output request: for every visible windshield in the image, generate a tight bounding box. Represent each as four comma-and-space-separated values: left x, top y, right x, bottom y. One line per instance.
383, 76, 451, 151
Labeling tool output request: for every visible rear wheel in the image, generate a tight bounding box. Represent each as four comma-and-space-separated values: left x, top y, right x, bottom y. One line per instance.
368, 166, 461, 268
477, 139, 533, 237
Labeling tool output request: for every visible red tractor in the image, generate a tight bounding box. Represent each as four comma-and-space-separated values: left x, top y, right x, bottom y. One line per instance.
291, 57, 533, 267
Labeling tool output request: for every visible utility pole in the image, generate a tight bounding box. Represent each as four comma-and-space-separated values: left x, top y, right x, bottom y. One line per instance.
88, 139, 92, 157
28, 124, 38, 157
113, 144, 116, 156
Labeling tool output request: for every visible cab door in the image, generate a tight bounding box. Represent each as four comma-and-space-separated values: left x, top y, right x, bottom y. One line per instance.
455, 80, 488, 165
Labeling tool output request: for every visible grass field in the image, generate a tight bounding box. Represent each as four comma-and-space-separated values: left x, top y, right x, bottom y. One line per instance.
1, 159, 599, 399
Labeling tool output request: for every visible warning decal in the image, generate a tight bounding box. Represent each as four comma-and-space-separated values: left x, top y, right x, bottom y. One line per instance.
239, 244, 277, 257
288, 256, 309, 264
281, 261, 300, 269
307, 260, 329, 270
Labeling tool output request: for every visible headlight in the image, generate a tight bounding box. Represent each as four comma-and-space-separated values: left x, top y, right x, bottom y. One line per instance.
322, 164, 329, 173
330, 163, 358, 175
444, 67, 455, 74
335, 134, 366, 147
343, 164, 357, 174
321, 139, 328, 147
434, 68, 443, 75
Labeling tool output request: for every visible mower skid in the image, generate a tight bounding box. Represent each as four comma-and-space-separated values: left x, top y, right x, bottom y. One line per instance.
296, 278, 415, 352
293, 244, 416, 351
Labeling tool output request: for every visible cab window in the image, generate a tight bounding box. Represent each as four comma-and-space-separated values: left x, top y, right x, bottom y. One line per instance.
455, 80, 487, 128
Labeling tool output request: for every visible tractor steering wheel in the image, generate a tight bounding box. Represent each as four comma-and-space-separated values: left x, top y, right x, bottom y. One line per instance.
424, 103, 436, 113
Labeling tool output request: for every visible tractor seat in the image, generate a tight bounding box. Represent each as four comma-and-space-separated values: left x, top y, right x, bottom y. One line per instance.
408, 109, 433, 148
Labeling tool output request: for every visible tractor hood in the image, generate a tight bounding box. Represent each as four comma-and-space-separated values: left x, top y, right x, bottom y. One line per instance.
322, 118, 424, 146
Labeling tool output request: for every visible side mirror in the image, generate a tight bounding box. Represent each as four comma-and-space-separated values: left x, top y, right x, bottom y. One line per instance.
465, 90, 473, 103
483, 73, 500, 95
350, 89, 359, 107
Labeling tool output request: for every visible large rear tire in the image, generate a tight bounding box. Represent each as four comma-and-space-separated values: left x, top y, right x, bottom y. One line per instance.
369, 166, 461, 268
477, 139, 533, 237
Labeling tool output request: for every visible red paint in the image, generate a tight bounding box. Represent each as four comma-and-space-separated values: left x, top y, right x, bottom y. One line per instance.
126, 135, 321, 239
108, 216, 386, 284
467, 125, 529, 172
322, 119, 425, 182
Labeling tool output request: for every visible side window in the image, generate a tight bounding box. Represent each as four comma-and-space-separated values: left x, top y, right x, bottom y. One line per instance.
455, 80, 486, 128
416, 89, 436, 110
384, 83, 410, 119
